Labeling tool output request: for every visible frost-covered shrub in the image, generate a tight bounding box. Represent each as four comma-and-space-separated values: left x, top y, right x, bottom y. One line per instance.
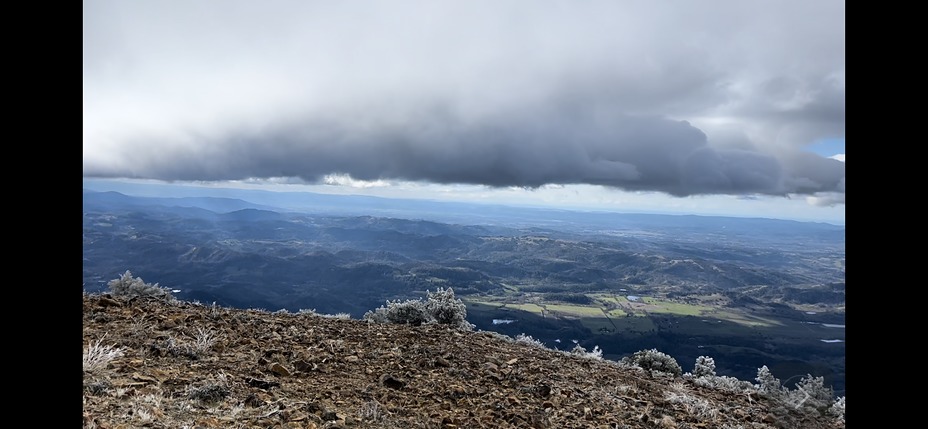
83, 337, 124, 373
107, 270, 175, 302
425, 288, 475, 330
570, 344, 603, 360
622, 348, 682, 377
686, 356, 755, 393
828, 396, 845, 423
189, 327, 217, 354
786, 375, 834, 412
797, 375, 834, 402
364, 299, 431, 325
664, 391, 720, 419
693, 374, 756, 394
755, 365, 786, 399
752, 366, 842, 419
693, 356, 716, 377
323, 312, 352, 320
684, 357, 843, 419
297, 308, 351, 318
363, 288, 473, 330
514, 333, 546, 348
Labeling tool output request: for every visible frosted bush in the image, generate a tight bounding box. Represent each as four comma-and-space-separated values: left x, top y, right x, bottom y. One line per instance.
83, 337, 124, 373
363, 288, 473, 330
514, 333, 546, 348
828, 396, 845, 422
693, 374, 755, 394
693, 356, 716, 377
364, 299, 431, 325
425, 288, 475, 330
755, 365, 786, 398
787, 374, 833, 411
570, 344, 603, 360
108, 270, 175, 302
621, 348, 682, 377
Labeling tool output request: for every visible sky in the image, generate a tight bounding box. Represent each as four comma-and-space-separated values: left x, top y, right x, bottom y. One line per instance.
83, 0, 845, 224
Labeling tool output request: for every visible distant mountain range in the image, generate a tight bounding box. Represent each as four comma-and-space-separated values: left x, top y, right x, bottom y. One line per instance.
83, 188, 844, 312
82, 184, 844, 395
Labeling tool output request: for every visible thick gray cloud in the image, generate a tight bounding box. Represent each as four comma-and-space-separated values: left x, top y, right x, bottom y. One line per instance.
83, 0, 845, 198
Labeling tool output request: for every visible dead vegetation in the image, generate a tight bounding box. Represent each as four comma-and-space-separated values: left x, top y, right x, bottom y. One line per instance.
83, 293, 843, 428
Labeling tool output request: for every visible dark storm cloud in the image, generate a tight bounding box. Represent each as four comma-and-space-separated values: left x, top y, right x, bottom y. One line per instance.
83, 0, 845, 198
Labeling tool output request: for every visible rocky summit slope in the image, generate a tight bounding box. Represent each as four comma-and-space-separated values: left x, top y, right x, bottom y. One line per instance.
82, 294, 842, 428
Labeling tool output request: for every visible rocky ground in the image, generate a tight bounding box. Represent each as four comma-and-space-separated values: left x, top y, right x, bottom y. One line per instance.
82, 293, 843, 428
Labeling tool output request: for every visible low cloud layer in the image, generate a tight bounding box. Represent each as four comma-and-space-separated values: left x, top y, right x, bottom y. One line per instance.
83, 0, 844, 199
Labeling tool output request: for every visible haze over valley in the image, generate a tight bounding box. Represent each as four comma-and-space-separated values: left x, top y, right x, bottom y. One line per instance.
83, 180, 845, 396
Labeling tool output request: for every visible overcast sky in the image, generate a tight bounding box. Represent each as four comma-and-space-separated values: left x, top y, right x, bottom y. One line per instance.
83, 0, 845, 224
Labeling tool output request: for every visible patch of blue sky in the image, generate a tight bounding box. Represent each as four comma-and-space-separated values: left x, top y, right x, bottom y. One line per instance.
805, 138, 845, 158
